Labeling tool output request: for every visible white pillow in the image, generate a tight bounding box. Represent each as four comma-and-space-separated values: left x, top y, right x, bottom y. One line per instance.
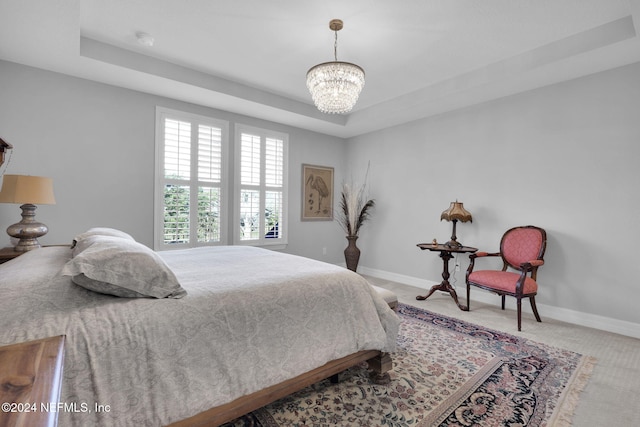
71, 227, 135, 250
77, 227, 135, 239
63, 235, 186, 299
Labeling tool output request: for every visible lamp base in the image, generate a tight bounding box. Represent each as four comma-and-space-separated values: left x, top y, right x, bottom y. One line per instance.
443, 239, 462, 249
444, 219, 463, 249
444, 240, 462, 249
6, 203, 49, 252
10, 236, 46, 252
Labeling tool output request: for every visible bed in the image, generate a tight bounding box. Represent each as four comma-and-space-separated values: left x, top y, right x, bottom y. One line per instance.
0, 229, 399, 426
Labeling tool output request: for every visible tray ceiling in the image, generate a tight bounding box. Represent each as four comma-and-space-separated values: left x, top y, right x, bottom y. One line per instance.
1, 0, 639, 137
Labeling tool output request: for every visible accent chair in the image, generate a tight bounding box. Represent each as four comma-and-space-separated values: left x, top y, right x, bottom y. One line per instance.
465, 225, 547, 331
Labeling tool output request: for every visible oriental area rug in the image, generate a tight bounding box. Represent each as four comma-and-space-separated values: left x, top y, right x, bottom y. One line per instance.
224, 303, 596, 427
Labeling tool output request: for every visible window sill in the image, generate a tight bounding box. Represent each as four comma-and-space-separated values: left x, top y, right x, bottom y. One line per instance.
235, 241, 287, 251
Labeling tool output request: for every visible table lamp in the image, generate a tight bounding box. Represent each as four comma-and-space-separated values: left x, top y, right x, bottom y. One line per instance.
0, 175, 56, 251
440, 201, 472, 249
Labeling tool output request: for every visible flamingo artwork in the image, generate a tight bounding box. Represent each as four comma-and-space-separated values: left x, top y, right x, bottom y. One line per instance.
306, 173, 330, 215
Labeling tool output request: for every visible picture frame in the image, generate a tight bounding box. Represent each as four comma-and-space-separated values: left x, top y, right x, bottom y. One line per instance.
302, 164, 334, 221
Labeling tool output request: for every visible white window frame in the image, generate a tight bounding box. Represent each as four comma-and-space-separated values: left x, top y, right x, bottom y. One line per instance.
154, 107, 229, 250
233, 123, 289, 247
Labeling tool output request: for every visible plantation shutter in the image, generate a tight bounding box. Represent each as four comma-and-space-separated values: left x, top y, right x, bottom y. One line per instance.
239, 133, 261, 240
155, 108, 228, 249
163, 118, 191, 244
236, 125, 288, 245
196, 124, 223, 243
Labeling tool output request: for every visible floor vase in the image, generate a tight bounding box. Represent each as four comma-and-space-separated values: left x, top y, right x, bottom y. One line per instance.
344, 236, 361, 272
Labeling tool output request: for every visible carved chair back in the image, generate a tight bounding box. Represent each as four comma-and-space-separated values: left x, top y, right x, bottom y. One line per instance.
500, 226, 547, 279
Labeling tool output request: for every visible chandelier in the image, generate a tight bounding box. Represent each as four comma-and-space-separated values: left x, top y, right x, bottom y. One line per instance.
306, 19, 365, 114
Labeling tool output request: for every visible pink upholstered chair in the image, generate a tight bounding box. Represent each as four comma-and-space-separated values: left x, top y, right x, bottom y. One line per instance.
465, 225, 547, 331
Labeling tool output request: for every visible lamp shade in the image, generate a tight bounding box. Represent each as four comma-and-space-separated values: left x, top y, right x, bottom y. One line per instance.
0, 175, 56, 205
440, 201, 472, 223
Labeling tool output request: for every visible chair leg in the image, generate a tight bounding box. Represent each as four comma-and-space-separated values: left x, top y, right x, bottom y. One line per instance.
466, 284, 471, 311
530, 296, 542, 322
517, 298, 522, 331
501, 295, 506, 310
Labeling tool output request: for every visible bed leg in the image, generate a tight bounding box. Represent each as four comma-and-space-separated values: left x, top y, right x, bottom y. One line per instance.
329, 373, 339, 383
367, 352, 392, 385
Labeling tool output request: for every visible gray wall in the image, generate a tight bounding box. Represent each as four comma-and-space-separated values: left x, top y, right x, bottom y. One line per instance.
348, 61, 640, 329
0, 60, 348, 263
1, 58, 639, 334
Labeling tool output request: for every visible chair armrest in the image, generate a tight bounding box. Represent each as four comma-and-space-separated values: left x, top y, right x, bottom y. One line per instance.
520, 259, 544, 269
469, 251, 500, 259
467, 251, 501, 278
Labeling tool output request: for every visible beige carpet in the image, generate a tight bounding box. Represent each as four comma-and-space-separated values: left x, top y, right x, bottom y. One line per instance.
367, 276, 640, 426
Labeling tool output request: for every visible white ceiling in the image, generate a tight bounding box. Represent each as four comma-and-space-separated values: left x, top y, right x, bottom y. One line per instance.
1, 0, 639, 138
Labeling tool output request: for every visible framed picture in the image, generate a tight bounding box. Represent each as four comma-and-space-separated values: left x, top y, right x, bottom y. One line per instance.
302, 164, 334, 221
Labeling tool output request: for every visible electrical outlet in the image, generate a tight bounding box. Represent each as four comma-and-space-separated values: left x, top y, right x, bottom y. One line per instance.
455, 262, 461, 271
322, 247, 327, 256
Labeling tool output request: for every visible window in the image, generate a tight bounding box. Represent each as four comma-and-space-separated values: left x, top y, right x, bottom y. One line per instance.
155, 108, 229, 249
155, 109, 289, 250
234, 124, 288, 246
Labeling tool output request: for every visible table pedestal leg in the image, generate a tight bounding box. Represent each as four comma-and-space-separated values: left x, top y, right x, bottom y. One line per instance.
416, 250, 468, 311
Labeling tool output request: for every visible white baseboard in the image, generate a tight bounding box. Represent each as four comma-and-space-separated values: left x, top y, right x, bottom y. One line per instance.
358, 266, 640, 340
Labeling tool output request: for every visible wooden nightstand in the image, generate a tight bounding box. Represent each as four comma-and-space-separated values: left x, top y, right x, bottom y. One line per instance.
0, 247, 22, 264
0, 336, 65, 427
0, 246, 70, 265
416, 243, 478, 311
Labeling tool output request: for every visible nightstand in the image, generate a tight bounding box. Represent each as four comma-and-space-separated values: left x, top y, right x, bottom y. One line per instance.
0, 336, 65, 427
415, 243, 478, 311
0, 247, 22, 264
0, 246, 69, 265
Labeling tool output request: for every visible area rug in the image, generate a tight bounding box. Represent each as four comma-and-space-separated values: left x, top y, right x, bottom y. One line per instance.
224, 303, 596, 427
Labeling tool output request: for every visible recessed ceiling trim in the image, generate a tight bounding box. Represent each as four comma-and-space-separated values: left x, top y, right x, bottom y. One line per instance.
79, 36, 348, 127
346, 16, 637, 134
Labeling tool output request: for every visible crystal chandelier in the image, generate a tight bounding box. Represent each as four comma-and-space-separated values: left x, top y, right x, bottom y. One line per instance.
306, 19, 365, 114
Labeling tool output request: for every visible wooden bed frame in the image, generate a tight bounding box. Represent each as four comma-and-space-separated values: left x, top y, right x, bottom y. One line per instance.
167, 350, 392, 427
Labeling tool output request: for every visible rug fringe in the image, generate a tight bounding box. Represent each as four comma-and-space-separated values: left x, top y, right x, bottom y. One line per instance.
546, 355, 597, 427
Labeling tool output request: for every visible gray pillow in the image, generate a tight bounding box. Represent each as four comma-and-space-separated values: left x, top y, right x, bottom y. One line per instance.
71, 274, 151, 298
62, 235, 186, 299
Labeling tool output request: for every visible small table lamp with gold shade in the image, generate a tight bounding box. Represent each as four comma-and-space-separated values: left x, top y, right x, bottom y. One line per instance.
0, 175, 56, 251
440, 201, 472, 249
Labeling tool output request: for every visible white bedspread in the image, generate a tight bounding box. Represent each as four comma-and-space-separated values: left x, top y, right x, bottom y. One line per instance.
0, 245, 399, 426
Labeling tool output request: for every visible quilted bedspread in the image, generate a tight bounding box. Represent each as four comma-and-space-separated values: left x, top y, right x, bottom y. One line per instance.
0, 245, 399, 426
